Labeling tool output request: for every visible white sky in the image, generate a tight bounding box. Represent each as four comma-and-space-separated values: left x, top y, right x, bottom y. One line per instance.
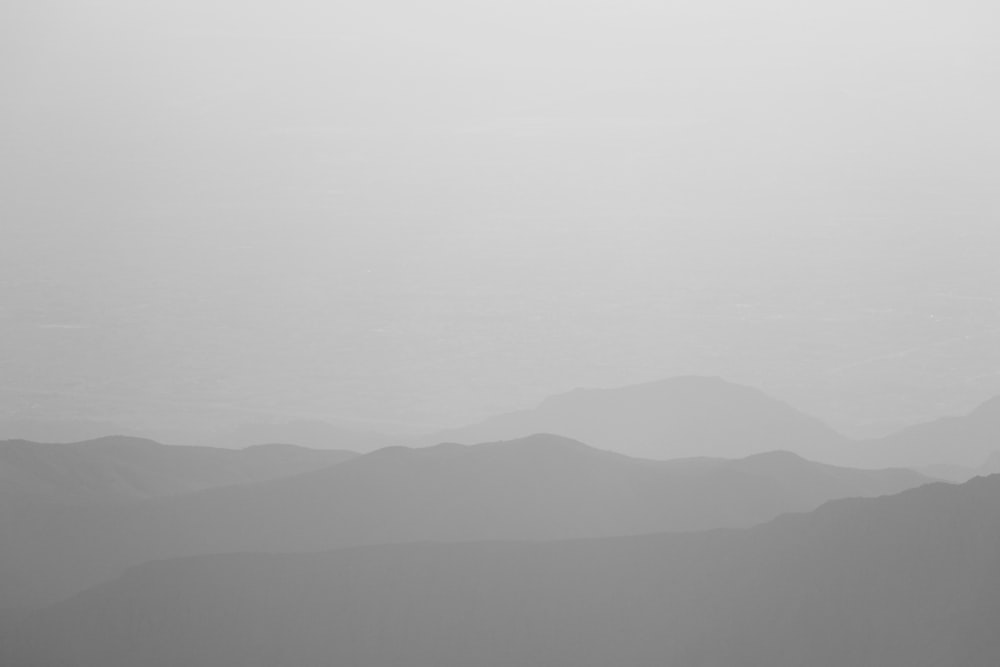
2, 0, 999, 436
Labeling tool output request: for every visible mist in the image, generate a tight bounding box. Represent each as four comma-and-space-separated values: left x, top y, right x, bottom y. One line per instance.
5, 3, 1000, 665
4, 1, 1000, 439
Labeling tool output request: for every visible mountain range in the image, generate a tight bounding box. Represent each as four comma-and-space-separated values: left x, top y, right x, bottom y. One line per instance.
6, 473, 998, 667
0, 436, 356, 503
419, 376, 1000, 469
420, 376, 846, 460
3, 376, 998, 665
869, 395, 1000, 468
0, 433, 928, 610
12, 376, 1000, 470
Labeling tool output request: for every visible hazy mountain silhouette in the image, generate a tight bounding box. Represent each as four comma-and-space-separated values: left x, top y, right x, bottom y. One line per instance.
8, 475, 998, 667
11, 376, 997, 470
0, 434, 928, 609
0, 419, 136, 444
917, 462, 981, 483
980, 451, 1000, 475
422, 376, 847, 460
206, 420, 399, 451
0, 437, 357, 503
863, 396, 1000, 468
418, 376, 1000, 470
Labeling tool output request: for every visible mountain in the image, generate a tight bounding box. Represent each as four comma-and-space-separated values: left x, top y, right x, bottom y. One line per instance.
0, 419, 135, 444
9, 474, 998, 667
204, 420, 399, 451
420, 377, 1000, 470
981, 450, 1000, 475
916, 462, 981, 483
421, 376, 847, 460
0, 437, 357, 503
0, 434, 929, 609
859, 396, 1000, 468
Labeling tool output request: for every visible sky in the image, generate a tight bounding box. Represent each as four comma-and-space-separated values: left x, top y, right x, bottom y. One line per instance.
2, 0, 1000, 438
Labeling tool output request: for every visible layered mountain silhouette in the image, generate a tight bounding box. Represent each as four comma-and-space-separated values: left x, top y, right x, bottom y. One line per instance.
8, 474, 997, 667
980, 451, 1000, 475
421, 376, 848, 460
205, 420, 399, 451
10, 376, 1000, 470
0, 417, 404, 452
0, 418, 139, 444
0, 434, 928, 609
865, 396, 1000, 468
0, 436, 357, 503
420, 376, 1000, 470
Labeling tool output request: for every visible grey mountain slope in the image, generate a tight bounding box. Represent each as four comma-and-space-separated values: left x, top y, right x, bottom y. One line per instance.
864, 395, 1000, 468
0, 434, 929, 609
8, 475, 999, 667
980, 450, 1000, 475
917, 462, 981, 483
0, 436, 357, 503
421, 376, 847, 460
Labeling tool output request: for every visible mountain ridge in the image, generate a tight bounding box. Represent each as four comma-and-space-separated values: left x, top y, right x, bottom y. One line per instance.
0, 433, 931, 609
0, 436, 357, 503
420, 375, 847, 461
7, 474, 997, 667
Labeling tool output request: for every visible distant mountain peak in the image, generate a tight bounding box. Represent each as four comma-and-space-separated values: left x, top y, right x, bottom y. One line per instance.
537, 375, 760, 408
968, 394, 1000, 421
738, 450, 808, 464
370, 434, 598, 462
362, 441, 470, 462
240, 443, 313, 453
867, 392, 1000, 468
472, 433, 619, 464
74, 435, 169, 449
481, 432, 596, 451
426, 376, 842, 460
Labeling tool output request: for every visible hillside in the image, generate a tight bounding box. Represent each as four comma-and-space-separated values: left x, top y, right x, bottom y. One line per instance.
7, 475, 998, 667
0, 434, 929, 609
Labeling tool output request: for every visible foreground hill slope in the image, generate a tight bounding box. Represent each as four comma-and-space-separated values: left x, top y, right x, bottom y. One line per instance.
0, 435, 928, 609
9, 475, 999, 667
0, 436, 357, 503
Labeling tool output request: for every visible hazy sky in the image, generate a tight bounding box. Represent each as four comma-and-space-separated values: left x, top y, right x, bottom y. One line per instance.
3, 0, 999, 437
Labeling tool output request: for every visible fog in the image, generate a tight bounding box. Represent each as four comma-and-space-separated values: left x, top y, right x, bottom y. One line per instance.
4, 0, 1000, 439
6, 6, 1000, 665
